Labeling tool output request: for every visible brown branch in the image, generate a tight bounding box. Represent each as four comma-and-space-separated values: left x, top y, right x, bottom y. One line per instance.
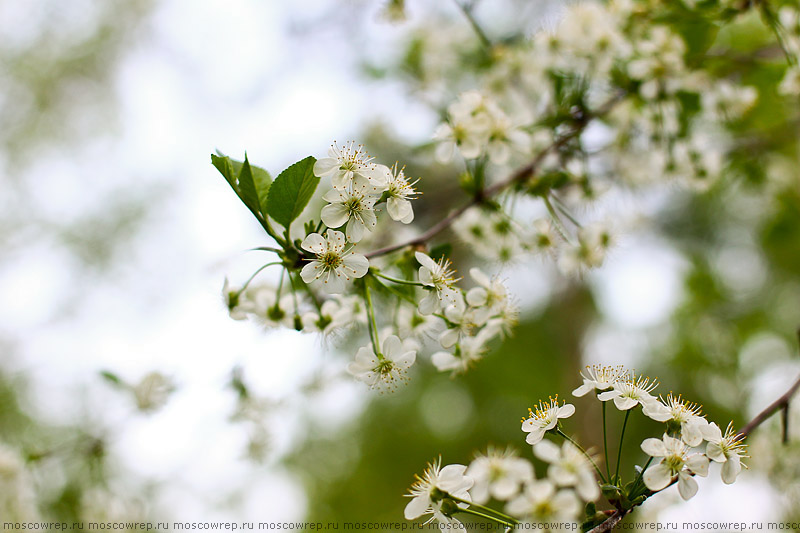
588, 329, 800, 533
365, 91, 626, 259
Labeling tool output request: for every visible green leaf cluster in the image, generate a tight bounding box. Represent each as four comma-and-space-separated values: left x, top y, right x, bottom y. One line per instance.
211, 152, 320, 242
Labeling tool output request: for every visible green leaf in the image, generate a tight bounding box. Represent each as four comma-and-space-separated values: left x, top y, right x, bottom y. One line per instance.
211, 152, 273, 222
100, 371, 125, 388
266, 156, 319, 228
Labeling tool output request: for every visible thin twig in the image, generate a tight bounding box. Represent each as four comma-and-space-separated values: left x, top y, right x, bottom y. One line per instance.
454, 0, 492, 48
365, 91, 626, 259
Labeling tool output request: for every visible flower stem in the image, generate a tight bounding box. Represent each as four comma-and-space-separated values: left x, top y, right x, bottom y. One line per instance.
615, 410, 631, 484
454, 507, 516, 528
628, 457, 654, 500
370, 275, 418, 306
543, 195, 572, 244
372, 270, 425, 287
447, 496, 518, 526
556, 428, 607, 483
362, 282, 382, 358
602, 400, 612, 482
237, 262, 282, 296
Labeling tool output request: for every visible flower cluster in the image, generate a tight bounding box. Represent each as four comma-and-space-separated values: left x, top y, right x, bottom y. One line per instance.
215, 0, 794, 395
574, 365, 748, 499
404, 365, 749, 529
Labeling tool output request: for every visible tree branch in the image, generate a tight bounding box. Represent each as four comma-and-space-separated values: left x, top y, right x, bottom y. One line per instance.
588, 329, 800, 533
365, 91, 626, 259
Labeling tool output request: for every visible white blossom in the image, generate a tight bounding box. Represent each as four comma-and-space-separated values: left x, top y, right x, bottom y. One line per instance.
641, 394, 709, 446
521, 397, 576, 446
438, 294, 487, 349
300, 230, 369, 294
465, 268, 508, 323
467, 448, 534, 504
314, 141, 390, 193
320, 188, 379, 243
702, 422, 748, 484
385, 164, 418, 224
506, 480, 581, 523
301, 298, 353, 335
405, 458, 474, 525
572, 365, 625, 397
431, 327, 495, 374
415, 251, 460, 315
641, 434, 709, 501
347, 334, 416, 391
598, 373, 659, 411
132, 372, 175, 413
534, 440, 600, 502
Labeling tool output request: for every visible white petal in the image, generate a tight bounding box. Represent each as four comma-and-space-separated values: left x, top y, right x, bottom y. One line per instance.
557, 404, 575, 419
321, 203, 350, 229
525, 427, 546, 445
641, 438, 668, 458
325, 229, 347, 251
706, 442, 726, 463
466, 287, 488, 307
438, 328, 459, 349
300, 261, 323, 283
643, 463, 672, 491
533, 440, 561, 463
301, 233, 326, 255
431, 351, 458, 371
414, 252, 437, 271
387, 197, 412, 222
404, 495, 430, 520
321, 270, 346, 294
342, 253, 369, 278
418, 293, 438, 315
686, 455, 709, 477
313, 158, 338, 177
597, 391, 617, 402
721, 455, 741, 484
382, 335, 403, 358
393, 350, 416, 369
346, 218, 365, 242
572, 383, 592, 397
613, 396, 638, 410
677, 473, 698, 500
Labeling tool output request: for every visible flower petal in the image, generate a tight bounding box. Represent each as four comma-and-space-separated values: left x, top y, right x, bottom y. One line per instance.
301, 233, 326, 255
643, 463, 672, 491
342, 253, 369, 278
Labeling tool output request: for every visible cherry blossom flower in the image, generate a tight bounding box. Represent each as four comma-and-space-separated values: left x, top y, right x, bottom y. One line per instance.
642, 394, 709, 447
506, 480, 581, 523
320, 188, 378, 243
415, 251, 460, 315
534, 440, 600, 502
313, 141, 389, 193
702, 422, 748, 484
521, 397, 575, 446
641, 434, 709, 501
300, 230, 369, 294
405, 458, 474, 525
572, 365, 625, 397
347, 334, 416, 391
385, 164, 418, 224
467, 448, 534, 504
598, 373, 659, 411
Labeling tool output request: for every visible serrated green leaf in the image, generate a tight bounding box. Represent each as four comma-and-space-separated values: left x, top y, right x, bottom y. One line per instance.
266, 156, 319, 228
237, 155, 261, 216
211, 151, 272, 221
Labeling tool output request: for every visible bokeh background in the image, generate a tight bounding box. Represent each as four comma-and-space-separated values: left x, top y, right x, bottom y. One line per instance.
1, 0, 800, 526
